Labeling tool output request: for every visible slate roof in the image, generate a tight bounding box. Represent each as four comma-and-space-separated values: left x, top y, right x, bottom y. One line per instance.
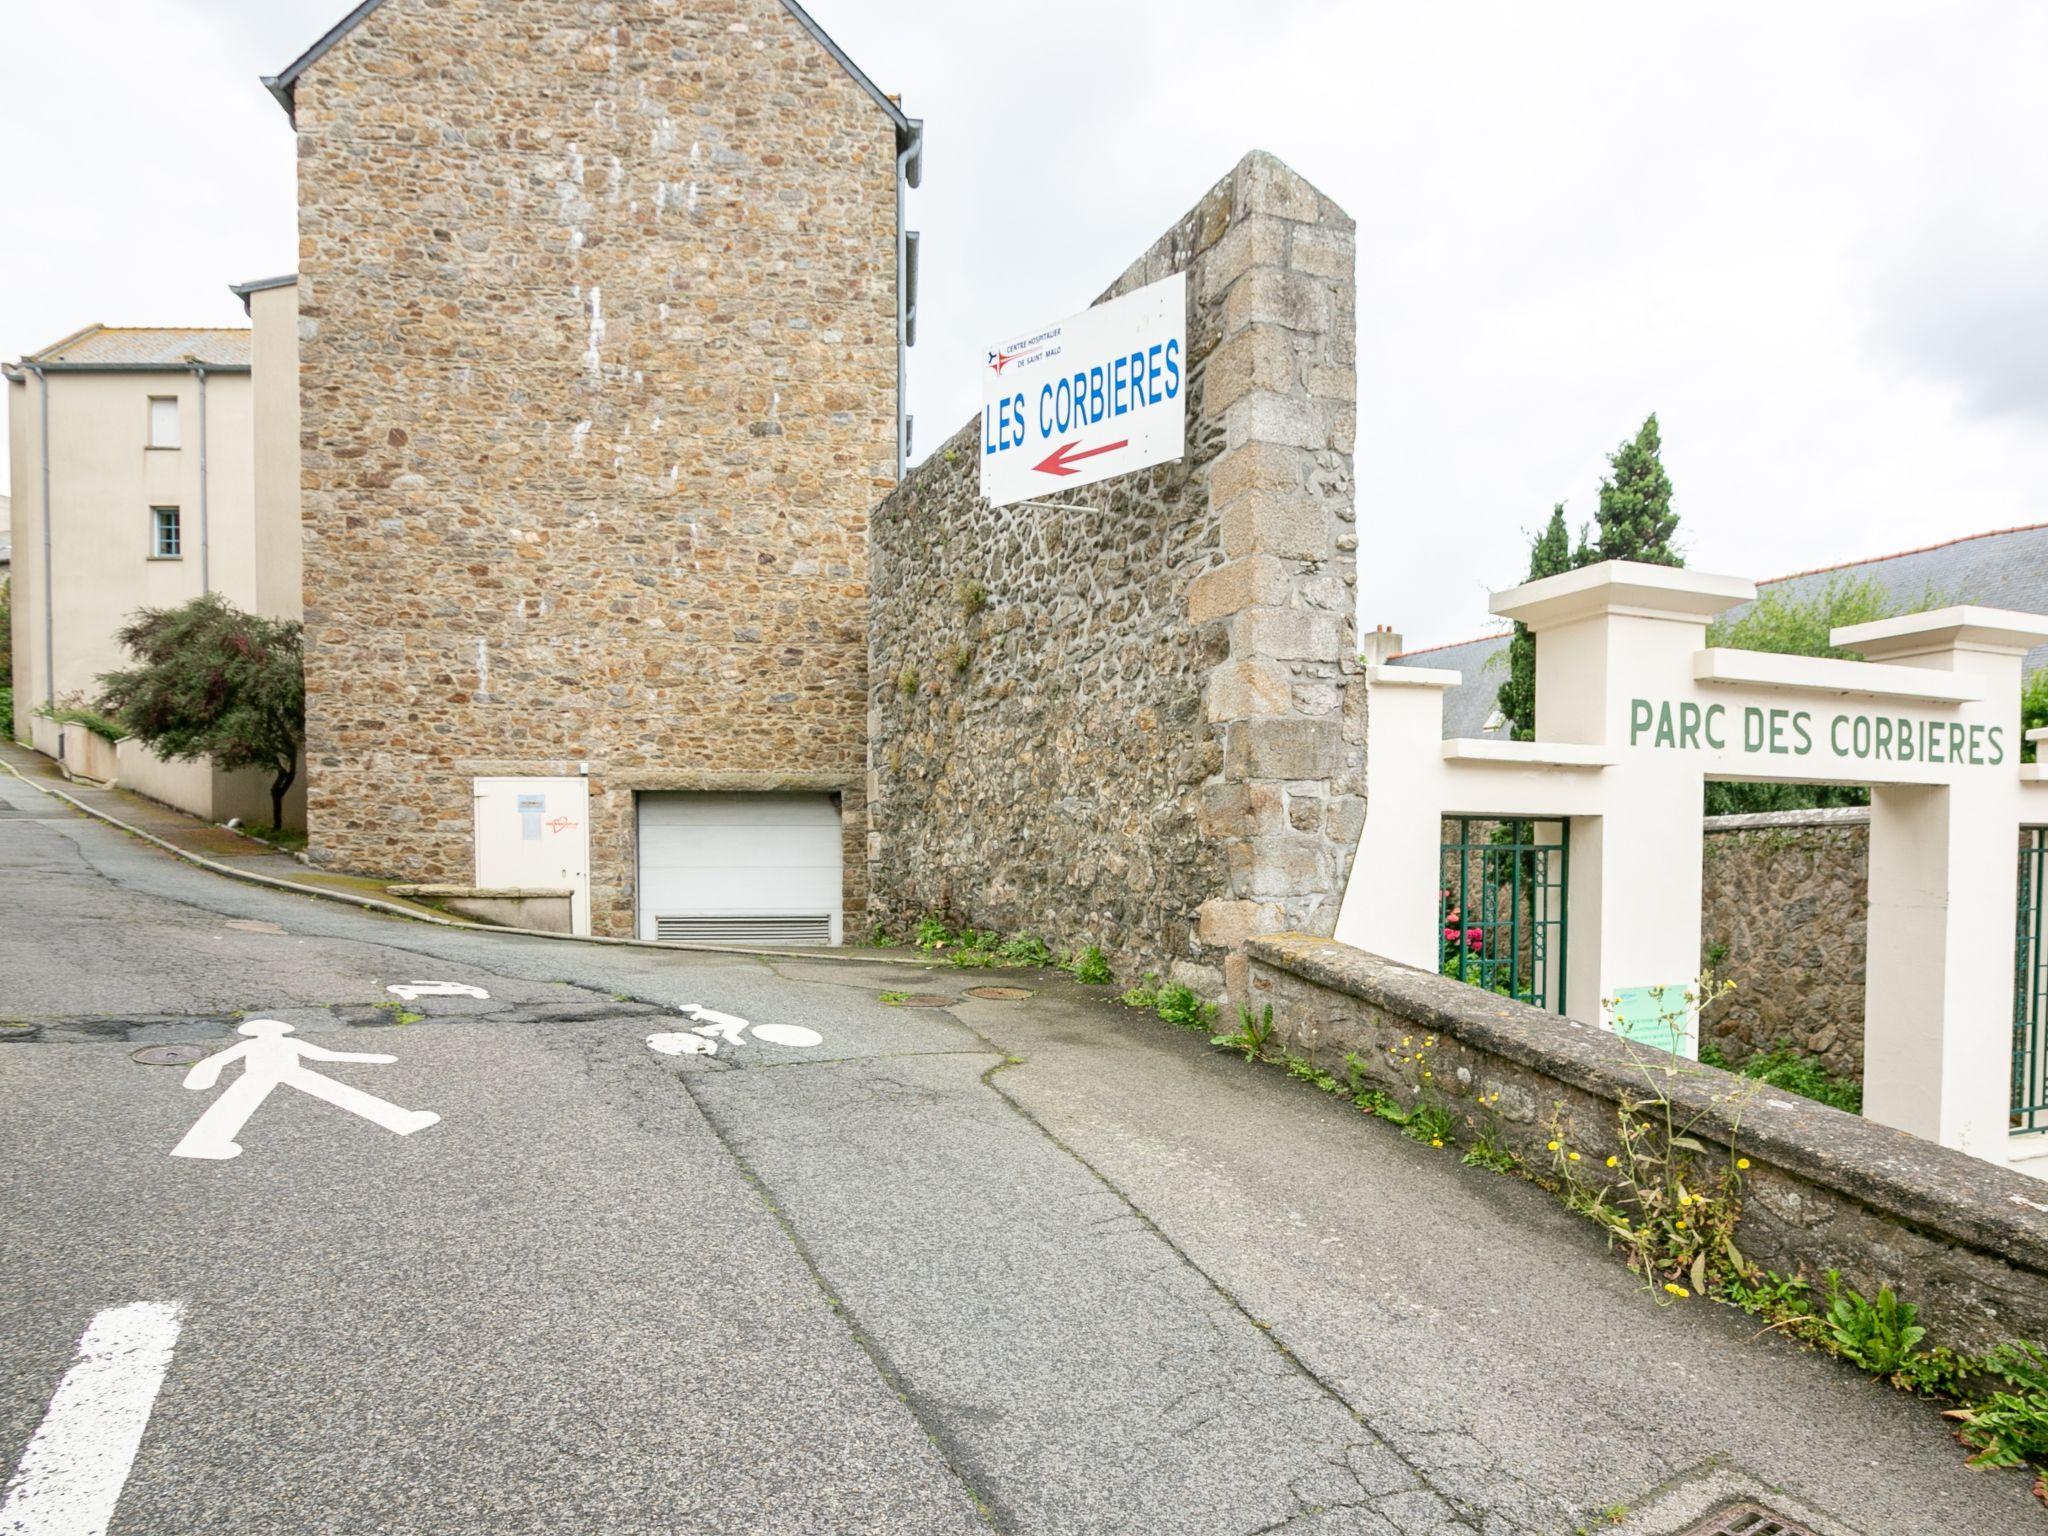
1388, 523, 2048, 739
23, 325, 252, 370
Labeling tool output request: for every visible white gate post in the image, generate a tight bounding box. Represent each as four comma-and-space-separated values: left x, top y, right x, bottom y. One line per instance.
1837, 610, 2048, 1160
1497, 563, 1754, 1043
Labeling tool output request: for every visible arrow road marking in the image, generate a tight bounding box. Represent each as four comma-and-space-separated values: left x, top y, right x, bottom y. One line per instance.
1032, 438, 1129, 477
0, 1302, 182, 1536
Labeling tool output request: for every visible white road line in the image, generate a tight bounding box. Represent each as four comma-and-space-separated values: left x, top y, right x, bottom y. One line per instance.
0, 1302, 182, 1536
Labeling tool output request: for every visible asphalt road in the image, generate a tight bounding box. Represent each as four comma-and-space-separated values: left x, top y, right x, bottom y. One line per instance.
0, 770, 2041, 1535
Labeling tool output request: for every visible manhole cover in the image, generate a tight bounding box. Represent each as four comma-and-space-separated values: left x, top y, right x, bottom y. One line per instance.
1678, 1503, 1822, 1536
897, 994, 958, 1008
965, 986, 1033, 1001
131, 1045, 206, 1066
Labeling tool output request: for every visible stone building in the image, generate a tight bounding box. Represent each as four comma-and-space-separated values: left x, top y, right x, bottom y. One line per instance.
266, 0, 920, 938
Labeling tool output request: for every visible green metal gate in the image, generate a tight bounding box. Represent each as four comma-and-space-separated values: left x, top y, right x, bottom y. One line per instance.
2015, 830, 2048, 1133
1439, 817, 1568, 1013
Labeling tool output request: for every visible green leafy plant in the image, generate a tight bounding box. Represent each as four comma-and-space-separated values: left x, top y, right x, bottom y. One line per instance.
996, 933, 1054, 967
1153, 983, 1216, 1032
1402, 1101, 1456, 1148
1283, 1051, 1343, 1094
878, 990, 911, 1006
1119, 974, 1161, 1009
947, 643, 975, 676
1946, 1343, 2048, 1469
955, 579, 989, 617
1823, 1273, 1928, 1375
1211, 1003, 1275, 1063
861, 922, 901, 948
1723, 1268, 1812, 1320
1699, 1041, 1862, 1114
96, 594, 304, 829
912, 915, 957, 951
896, 665, 920, 698
1461, 1127, 1518, 1173
1066, 946, 1113, 986
944, 927, 1004, 967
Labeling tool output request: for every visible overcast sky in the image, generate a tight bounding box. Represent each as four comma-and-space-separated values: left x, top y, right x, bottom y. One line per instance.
4, 1, 2044, 646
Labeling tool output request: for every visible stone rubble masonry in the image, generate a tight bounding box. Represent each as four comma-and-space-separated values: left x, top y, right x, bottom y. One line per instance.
1699, 807, 1873, 1080
1250, 934, 2048, 1356
867, 151, 1360, 997
291, 0, 899, 935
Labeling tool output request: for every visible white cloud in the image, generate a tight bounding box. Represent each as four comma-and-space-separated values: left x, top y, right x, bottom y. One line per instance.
6, 1, 2044, 648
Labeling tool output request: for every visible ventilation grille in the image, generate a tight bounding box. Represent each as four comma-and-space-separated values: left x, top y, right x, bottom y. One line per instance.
655, 914, 833, 946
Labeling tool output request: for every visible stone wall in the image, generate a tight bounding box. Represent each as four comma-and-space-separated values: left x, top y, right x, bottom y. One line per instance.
1699, 808, 1870, 1077
1248, 934, 2048, 1355
867, 151, 1360, 995
290, 0, 901, 934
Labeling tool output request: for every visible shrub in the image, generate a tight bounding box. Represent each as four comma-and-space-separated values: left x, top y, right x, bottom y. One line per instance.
1067, 946, 1112, 986
1699, 1041, 1861, 1114
40, 704, 128, 743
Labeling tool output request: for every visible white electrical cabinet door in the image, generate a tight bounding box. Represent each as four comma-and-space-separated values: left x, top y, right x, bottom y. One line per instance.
473, 776, 591, 936
636, 792, 842, 946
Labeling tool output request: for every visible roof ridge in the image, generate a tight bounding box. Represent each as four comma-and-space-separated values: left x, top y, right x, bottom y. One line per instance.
1759, 521, 2048, 586
263, 0, 914, 142
1388, 630, 1509, 660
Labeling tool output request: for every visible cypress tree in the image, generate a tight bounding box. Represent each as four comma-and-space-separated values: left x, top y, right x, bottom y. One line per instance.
1595, 412, 1681, 565
1495, 504, 1577, 741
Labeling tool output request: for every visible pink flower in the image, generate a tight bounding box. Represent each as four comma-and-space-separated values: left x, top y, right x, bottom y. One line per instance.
1464, 928, 1483, 950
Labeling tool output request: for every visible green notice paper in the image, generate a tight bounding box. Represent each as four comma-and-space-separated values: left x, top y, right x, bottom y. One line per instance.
1606, 984, 1696, 1058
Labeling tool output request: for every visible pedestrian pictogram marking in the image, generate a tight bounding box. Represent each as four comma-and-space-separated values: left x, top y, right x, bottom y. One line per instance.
170, 1020, 439, 1161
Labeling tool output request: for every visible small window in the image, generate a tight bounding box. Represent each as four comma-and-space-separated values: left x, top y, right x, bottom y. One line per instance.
151, 507, 182, 559
147, 396, 180, 448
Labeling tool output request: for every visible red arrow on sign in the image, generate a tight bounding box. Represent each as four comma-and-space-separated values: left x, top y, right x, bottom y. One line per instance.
1032, 439, 1129, 477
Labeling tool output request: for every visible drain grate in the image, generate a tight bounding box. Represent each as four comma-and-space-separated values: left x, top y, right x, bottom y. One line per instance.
964, 986, 1033, 1001
1678, 1502, 1822, 1536
131, 1045, 206, 1066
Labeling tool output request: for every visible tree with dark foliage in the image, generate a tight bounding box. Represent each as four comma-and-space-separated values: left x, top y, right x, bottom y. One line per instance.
99, 594, 304, 831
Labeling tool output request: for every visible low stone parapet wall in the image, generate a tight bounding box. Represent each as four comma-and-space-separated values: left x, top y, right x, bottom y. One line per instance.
1246, 932, 2048, 1354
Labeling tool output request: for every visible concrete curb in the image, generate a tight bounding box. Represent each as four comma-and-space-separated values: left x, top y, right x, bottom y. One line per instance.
0, 756, 929, 971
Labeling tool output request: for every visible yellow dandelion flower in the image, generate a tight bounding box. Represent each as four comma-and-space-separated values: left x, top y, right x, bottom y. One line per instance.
1605, 1156, 1619, 1168
1664, 1283, 1690, 1298
1567, 1151, 1581, 1162
1424, 1036, 1436, 1047
1430, 1138, 1444, 1148
1546, 1140, 1560, 1152
1674, 1219, 1687, 1230
1736, 1158, 1750, 1170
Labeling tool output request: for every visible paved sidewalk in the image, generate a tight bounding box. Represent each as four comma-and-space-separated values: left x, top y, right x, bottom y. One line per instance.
0, 736, 451, 921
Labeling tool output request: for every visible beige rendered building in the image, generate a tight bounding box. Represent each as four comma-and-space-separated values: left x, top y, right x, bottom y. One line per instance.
6, 325, 257, 711
6, 294, 305, 823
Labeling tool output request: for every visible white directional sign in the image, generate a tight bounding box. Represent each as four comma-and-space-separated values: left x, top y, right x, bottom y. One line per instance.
979, 272, 1186, 509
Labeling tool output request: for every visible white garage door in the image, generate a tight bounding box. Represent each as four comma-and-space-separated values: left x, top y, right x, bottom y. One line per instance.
636, 792, 843, 946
